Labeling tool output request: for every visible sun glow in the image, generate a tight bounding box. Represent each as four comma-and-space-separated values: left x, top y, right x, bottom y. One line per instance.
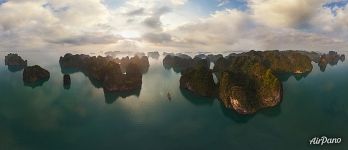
119, 30, 141, 39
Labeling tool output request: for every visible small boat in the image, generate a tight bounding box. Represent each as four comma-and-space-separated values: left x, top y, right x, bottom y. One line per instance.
167, 92, 172, 101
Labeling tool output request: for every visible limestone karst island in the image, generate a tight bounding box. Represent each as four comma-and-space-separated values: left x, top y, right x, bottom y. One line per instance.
1, 0, 348, 150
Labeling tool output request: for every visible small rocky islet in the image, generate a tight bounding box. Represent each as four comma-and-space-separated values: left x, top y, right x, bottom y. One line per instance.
23, 65, 50, 83
5, 53, 28, 67
165, 50, 345, 114
5, 53, 28, 72
179, 59, 216, 97
318, 51, 345, 72
5, 53, 50, 86
63, 74, 71, 89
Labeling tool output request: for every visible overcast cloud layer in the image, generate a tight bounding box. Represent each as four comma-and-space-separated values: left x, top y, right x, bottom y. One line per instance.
1, 0, 348, 52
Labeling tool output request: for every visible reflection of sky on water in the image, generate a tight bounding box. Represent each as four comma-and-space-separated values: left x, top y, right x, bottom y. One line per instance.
0, 52, 347, 150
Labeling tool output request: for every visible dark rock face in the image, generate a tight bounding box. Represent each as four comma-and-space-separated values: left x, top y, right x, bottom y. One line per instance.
163, 54, 193, 72
212, 50, 313, 114
318, 51, 345, 72
147, 51, 160, 59
102, 62, 142, 92
163, 54, 210, 72
180, 66, 216, 97
114, 56, 150, 74
23, 65, 50, 83
207, 54, 223, 63
63, 74, 71, 89
5, 53, 28, 72
340, 55, 345, 62
5, 53, 27, 66
194, 54, 206, 59
59, 53, 145, 92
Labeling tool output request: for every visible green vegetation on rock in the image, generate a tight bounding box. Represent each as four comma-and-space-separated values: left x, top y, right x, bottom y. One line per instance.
180, 65, 216, 97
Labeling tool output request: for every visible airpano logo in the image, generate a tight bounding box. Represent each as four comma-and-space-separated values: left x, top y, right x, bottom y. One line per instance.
309, 136, 342, 145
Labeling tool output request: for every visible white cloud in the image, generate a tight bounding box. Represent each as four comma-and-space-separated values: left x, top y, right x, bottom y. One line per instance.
1, 0, 348, 52
218, 0, 230, 7
248, 0, 326, 28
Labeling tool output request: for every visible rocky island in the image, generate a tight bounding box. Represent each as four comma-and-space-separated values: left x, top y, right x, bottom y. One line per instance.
63, 74, 71, 89
168, 50, 346, 115
216, 55, 282, 114
318, 51, 345, 72
4, 53, 28, 72
114, 55, 149, 74
59, 53, 149, 92
23, 65, 50, 85
180, 59, 216, 97
163, 53, 212, 72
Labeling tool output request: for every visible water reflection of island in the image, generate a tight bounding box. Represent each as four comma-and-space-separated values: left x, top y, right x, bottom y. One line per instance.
59, 53, 149, 103
104, 89, 141, 104
164, 50, 345, 115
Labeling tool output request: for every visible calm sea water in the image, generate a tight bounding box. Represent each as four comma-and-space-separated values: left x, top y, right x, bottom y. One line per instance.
0, 51, 347, 150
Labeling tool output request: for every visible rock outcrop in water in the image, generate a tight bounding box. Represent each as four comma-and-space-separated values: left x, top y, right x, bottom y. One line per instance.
5, 53, 28, 72
177, 50, 318, 114
318, 51, 345, 72
114, 56, 150, 73
5, 53, 28, 66
63, 74, 71, 89
163, 54, 192, 72
59, 53, 146, 92
217, 55, 282, 114
180, 62, 216, 97
163, 53, 210, 72
23, 65, 50, 83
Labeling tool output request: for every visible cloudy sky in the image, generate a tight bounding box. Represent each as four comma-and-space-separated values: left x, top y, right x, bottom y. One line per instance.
1, 0, 348, 52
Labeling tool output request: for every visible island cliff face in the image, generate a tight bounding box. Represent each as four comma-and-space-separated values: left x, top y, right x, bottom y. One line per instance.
214, 50, 313, 75
5, 53, 28, 67
5, 53, 28, 71
180, 64, 216, 97
23, 65, 50, 83
163, 54, 211, 72
174, 50, 315, 114
217, 56, 282, 114
114, 56, 149, 74
318, 51, 345, 72
163, 54, 195, 72
59, 53, 147, 92
261, 51, 313, 74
